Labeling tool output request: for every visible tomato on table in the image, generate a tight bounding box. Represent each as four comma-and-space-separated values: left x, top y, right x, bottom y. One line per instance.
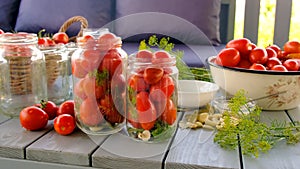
35, 100, 58, 120
54, 114, 76, 135
0, 29, 4, 34
20, 106, 49, 131
57, 100, 75, 117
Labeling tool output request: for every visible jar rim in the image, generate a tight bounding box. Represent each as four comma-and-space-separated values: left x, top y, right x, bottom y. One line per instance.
0, 33, 38, 45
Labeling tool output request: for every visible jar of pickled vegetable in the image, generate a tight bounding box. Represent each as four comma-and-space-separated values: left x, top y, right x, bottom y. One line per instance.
40, 44, 71, 104
72, 29, 127, 135
0, 33, 47, 117
126, 49, 178, 142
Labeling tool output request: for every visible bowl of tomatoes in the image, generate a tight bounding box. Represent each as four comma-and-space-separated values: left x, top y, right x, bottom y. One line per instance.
207, 38, 300, 110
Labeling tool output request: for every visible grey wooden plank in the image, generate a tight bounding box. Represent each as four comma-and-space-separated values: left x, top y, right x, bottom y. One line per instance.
273, 0, 292, 48
92, 130, 173, 169
286, 106, 300, 121
244, 0, 260, 44
243, 110, 300, 169
26, 130, 107, 167
0, 119, 52, 159
0, 113, 10, 124
0, 157, 97, 169
165, 112, 240, 169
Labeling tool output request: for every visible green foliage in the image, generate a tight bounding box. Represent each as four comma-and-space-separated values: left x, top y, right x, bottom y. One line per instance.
214, 89, 300, 158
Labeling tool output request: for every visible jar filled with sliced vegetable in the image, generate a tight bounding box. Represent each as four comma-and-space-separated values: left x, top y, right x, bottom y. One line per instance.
72, 28, 127, 135
126, 49, 178, 142
0, 33, 47, 117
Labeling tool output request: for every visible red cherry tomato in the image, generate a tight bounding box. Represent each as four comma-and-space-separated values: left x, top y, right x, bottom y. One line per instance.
236, 59, 251, 69
249, 47, 268, 64
160, 99, 177, 125
136, 93, 156, 130
128, 74, 149, 92
283, 59, 300, 71
80, 98, 103, 126
57, 100, 75, 117
215, 48, 241, 67
265, 47, 277, 58
271, 65, 288, 72
54, 114, 76, 135
136, 49, 153, 59
143, 67, 164, 85
152, 50, 171, 64
35, 100, 58, 120
266, 57, 282, 69
267, 44, 281, 56
100, 49, 122, 78
225, 38, 252, 58
52, 32, 69, 44
150, 75, 175, 98
73, 78, 87, 100
283, 40, 300, 54
249, 63, 267, 71
20, 106, 49, 131
0, 29, 4, 34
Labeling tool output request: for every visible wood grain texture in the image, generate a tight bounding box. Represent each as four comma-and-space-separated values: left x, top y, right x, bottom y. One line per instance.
0, 119, 52, 159
92, 131, 172, 169
26, 130, 107, 166
243, 110, 300, 169
165, 118, 240, 169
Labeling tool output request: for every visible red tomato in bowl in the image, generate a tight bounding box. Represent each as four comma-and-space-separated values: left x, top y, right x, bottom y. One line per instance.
249, 47, 268, 64
225, 38, 252, 58
249, 63, 267, 71
271, 65, 288, 72
215, 48, 241, 67
266, 57, 282, 69
283, 59, 300, 71
283, 40, 300, 54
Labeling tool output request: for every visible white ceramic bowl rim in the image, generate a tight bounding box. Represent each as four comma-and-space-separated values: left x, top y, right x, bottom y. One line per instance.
178, 80, 219, 94
206, 56, 300, 75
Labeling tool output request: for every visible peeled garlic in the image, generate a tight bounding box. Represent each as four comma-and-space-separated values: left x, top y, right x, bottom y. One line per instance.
198, 113, 209, 123
138, 130, 151, 141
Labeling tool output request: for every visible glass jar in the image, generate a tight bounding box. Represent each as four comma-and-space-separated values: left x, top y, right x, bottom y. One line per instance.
126, 50, 179, 142
40, 44, 71, 104
72, 29, 127, 135
0, 33, 47, 117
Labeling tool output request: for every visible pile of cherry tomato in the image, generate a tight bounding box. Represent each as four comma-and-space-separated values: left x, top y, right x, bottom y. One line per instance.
72, 32, 125, 128
37, 29, 69, 46
19, 100, 76, 135
215, 38, 300, 71
127, 50, 177, 132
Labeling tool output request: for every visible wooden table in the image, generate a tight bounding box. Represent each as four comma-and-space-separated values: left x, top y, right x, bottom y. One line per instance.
0, 106, 299, 169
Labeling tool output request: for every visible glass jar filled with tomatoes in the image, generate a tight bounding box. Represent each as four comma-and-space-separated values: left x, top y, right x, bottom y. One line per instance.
39, 44, 71, 104
72, 29, 127, 135
126, 49, 178, 142
0, 33, 47, 117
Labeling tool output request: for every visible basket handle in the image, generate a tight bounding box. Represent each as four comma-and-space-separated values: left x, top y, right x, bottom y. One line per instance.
58, 16, 88, 42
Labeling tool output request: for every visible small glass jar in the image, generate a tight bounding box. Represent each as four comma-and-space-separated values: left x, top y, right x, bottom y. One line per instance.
126, 50, 179, 142
72, 29, 127, 135
0, 33, 47, 117
40, 44, 71, 104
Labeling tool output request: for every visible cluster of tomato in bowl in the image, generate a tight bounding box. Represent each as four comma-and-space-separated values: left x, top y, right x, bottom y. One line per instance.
127, 49, 177, 133
215, 38, 300, 71
72, 32, 126, 130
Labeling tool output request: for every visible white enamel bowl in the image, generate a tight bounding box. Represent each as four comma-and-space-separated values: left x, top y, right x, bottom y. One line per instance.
207, 56, 300, 110
178, 80, 219, 108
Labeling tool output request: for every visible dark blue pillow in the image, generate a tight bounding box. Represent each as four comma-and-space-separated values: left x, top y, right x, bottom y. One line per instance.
114, 0, 221, 45
15, 0, 114, 37
0, 0, 21, 32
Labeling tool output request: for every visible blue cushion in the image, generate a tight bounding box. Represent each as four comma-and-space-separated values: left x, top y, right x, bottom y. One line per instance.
15, 0, 113, 37
114, 0, 221, 45
0, 0, 21, 32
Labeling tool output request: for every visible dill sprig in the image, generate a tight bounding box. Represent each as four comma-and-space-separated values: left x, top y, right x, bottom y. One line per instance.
214, 90, 300, 158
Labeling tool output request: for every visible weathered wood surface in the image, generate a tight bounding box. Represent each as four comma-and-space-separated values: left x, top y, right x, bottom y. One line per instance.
26, 130, 107, 166
0, 119, 52, 159
243, 109, 300, 169
165, 111, 240, 169
92, 130, 172, 169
